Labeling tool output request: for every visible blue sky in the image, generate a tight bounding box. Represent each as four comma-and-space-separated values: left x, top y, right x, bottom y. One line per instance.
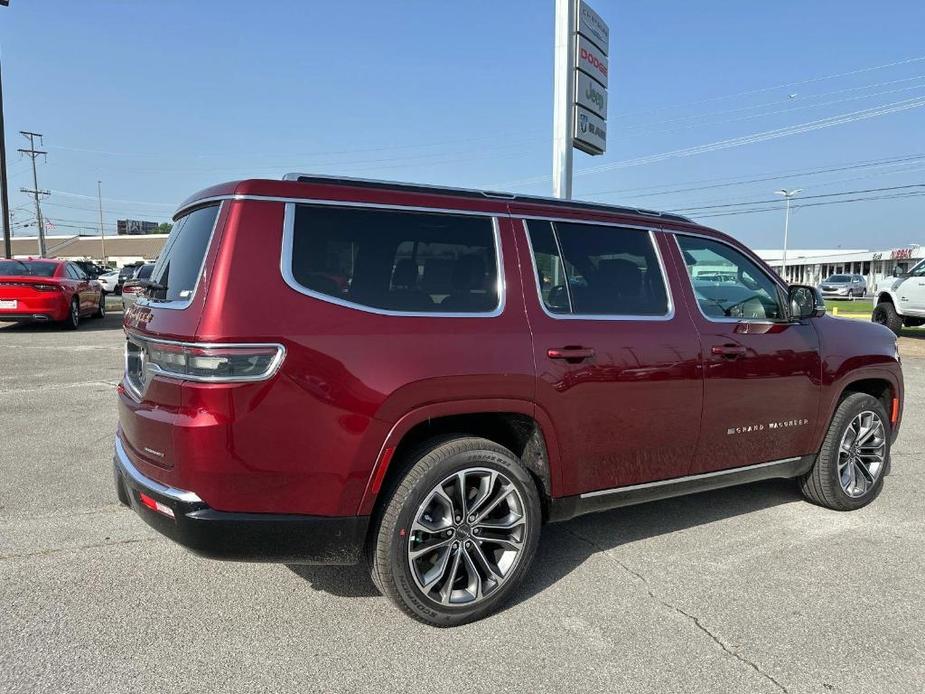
1, 0, 924, 249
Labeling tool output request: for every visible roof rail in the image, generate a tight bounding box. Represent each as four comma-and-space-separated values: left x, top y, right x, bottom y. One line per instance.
281, 172, 693, 223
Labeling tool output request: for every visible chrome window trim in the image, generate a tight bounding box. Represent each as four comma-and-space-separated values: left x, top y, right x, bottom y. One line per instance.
521, 219, 675, 322
279, 202, 506, 318
135, 202, 223, 312
579, 457, 802, 499
671, 232, 790, 325
123, 332, 287, 402
114, 435, 203, 504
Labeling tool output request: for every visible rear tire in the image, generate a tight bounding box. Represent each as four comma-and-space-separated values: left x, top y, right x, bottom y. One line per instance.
800, 393, 889, 511
872, 301, 902, 335
369, 436, 541, 627
92, 294, 105, 319
63, 297, 80, 330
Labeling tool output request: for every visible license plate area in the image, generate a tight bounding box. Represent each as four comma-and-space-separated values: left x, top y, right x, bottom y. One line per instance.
0, 299, 17, 309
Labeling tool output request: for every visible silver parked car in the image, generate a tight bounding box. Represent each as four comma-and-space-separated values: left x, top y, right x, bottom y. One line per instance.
818, 273, 867, 300
121, 263, 155, 311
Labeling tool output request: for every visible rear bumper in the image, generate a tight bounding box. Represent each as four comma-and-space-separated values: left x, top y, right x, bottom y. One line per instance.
113, 437, 369, 564
0, 295, 68, 321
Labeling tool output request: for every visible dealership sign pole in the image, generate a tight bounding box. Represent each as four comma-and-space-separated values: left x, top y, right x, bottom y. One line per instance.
552, 0, 609, 199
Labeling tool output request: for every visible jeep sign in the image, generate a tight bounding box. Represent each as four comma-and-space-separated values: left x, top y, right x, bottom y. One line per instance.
575, 70, 607, 119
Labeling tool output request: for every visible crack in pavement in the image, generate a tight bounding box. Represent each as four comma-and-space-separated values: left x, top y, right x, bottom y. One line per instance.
560, 525, 790, 694
0, 536, 159, 561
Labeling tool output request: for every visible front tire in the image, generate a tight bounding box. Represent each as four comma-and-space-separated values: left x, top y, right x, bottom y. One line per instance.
800, 393, 889, 511
369, 437, 541, 627
872, 301, 902, 335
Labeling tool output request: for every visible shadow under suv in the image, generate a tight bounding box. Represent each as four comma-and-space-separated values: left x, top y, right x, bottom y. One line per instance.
114, 174, 904, 626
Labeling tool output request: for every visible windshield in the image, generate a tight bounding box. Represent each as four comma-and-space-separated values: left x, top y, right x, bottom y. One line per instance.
0, 260, 57, 278
825, 275, 850, 282
148, 204, 219, 302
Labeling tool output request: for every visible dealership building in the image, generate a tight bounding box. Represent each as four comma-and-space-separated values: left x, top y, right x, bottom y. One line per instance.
755, 246, 924, 291
10, 234, 168, 268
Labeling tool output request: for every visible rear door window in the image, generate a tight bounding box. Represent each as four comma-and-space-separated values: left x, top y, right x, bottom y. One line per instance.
287, 205, 500, 314
526, 220, 670, 317
148, 204, 220, 303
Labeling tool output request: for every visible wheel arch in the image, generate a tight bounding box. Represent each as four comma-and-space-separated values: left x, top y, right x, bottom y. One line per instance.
815, 369, 901, 452
357, 399, 561, 518
875, 291, 895, 306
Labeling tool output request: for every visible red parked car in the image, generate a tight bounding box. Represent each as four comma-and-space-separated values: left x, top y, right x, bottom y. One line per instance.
0, 258, 105, 329
114, 175, 903, 626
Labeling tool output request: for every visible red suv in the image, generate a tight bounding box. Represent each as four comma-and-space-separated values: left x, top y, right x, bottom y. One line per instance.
0, 258, 105, 329
114, 175, 903, 626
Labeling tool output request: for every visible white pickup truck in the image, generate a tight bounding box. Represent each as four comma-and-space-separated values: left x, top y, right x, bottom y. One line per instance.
873, 260, 925, 334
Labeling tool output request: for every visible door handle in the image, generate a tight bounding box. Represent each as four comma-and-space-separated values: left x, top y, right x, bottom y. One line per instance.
711, 344, 747, 359
547, 346, 595, 362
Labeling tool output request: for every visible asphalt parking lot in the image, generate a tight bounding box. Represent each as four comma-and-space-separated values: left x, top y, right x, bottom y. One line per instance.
1, 314, 923, 694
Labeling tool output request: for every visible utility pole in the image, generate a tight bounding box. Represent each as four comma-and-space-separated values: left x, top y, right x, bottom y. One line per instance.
0, 1, 13, 258
97, 180, 107, 263
18, 131, 48, 257
775, 189, 801, 282
552, 0, 577, 199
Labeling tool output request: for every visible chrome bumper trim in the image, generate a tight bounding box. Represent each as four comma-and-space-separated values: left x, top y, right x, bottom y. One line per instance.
114, 436, 203, 504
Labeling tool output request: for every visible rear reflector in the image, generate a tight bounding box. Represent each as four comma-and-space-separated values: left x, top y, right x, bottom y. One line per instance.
891, 397, 899, 424
370, 446, 396, 494
138, 492, 175, 519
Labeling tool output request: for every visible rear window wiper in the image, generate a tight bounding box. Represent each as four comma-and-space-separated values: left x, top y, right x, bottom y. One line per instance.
139, 279, 168, 294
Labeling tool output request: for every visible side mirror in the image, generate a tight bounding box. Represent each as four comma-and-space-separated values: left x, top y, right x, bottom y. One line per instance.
789, 285, 825, 319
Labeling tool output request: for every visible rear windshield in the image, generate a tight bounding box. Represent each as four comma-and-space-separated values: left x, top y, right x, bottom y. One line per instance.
136, 264, 154, 280
148, 204, 219, 302
0, 260, 57, 277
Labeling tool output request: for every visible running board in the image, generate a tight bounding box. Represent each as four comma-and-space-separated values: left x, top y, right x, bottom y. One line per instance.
548, 456, 815, 523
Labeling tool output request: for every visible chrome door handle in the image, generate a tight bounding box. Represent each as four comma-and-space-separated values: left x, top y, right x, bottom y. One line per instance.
547, 346, 595, 362
711, 344, 747, 359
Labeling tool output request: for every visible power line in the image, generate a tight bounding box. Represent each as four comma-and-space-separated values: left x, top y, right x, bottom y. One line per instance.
499, 95, 925, 188
671, 183, 925, 213
695, 190, 925, 220
584, 153, 925, 200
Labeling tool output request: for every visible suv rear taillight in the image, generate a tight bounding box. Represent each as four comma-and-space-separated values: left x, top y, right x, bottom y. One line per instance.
124, 334, 285, 399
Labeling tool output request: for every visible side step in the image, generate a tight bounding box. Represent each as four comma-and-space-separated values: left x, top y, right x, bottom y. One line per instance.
548, 456, 814, 522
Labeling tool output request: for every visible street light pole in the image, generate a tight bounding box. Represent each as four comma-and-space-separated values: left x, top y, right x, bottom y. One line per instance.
775, 189, 801, 282
97, 180, 107, 264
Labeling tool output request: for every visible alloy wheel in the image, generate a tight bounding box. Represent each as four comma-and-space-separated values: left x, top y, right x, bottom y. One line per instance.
838, 410, 886, 498
407, 467, 527, 606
